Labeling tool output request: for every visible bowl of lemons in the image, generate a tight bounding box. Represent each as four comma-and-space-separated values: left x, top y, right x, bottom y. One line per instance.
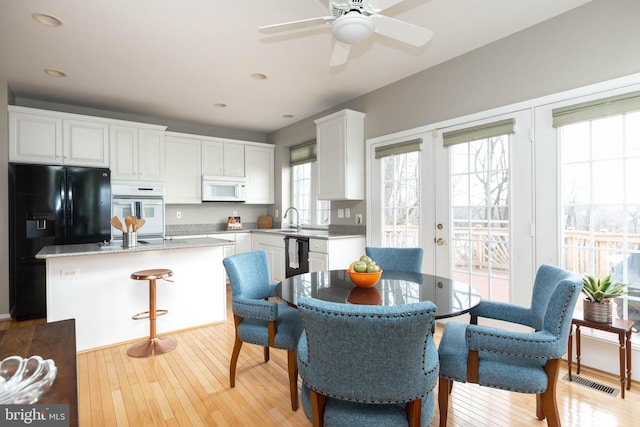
347, 255, 382, 288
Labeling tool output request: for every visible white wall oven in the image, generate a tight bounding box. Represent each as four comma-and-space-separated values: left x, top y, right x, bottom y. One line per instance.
111, 182, 165, 242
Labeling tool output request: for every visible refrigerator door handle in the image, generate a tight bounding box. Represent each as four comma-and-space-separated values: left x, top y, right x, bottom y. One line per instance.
59, 175, 67, 226
67, 175, 74, 225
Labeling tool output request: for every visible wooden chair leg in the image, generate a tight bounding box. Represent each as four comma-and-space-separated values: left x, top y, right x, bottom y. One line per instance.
287, 350, 299, 411
265, 320, 276, 362
310, 389, 327, 427
438, 377, 451, 427
229, 334, 243, 388
539, 359, 561, 427
406, 399, 422, 427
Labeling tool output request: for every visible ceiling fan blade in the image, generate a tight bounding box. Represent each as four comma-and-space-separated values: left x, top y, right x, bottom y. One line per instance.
259, 16, 333, 34
329, 41, 351, 67
371, 15, 433, 47
370, 0, 407, 13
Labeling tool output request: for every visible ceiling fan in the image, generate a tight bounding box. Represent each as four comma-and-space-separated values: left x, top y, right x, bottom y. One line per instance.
259, 0, 433, 67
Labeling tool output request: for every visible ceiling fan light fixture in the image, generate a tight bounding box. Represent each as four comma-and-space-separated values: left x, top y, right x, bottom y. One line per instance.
331, 12, 374, 45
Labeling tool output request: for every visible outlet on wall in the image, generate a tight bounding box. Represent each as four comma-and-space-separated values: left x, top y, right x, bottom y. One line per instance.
60, 268, 80, 280
176, 211, 182, 219
355, 214, 363, 224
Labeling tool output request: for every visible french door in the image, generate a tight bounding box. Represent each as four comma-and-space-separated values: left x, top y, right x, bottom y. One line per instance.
368, 109, 534, 305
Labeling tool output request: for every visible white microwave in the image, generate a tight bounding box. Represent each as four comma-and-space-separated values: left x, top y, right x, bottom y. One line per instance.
202, 176, 246, 202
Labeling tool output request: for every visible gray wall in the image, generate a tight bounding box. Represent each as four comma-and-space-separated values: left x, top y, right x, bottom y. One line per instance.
267, 0, 640, 224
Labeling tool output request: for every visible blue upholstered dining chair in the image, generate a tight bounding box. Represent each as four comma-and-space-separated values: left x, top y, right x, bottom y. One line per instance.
297, 297, 439, 427
223, 250, 303, 411
365, 246, 424, 273
437, 264, 583, 427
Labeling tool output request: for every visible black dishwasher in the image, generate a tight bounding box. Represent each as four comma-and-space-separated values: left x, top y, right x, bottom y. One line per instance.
284, 236, 310, 278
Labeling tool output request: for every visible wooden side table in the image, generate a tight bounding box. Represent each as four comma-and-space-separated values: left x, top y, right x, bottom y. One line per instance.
567, 314, 634, 398
0, 319, 78, 426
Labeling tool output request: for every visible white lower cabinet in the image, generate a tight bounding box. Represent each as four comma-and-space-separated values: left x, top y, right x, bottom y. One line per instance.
309, 237, 365, 272
252, 233, 285, 282
309, 251, 329, 272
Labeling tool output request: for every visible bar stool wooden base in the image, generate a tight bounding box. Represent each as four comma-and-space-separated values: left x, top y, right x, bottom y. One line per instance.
128, 268, 177, 358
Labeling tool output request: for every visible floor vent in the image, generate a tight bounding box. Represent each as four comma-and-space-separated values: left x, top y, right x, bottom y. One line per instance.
562, 374, 619, 397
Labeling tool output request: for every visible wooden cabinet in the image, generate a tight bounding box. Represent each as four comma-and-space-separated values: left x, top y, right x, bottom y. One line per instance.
164, 133, 202, 204
202, 139, 245, 177
315, 109, 366, 200
244, 144, 275, 204
9, 106, 109, 167
252, 233, 285, 282
110, 124, 166, 181
308, 236, 365, 273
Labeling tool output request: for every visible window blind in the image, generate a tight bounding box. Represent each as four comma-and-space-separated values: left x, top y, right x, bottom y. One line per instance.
289, 140, 316, 166
442, 118, 515, 147
552, 90, 640, 127
374, 138, 422, 159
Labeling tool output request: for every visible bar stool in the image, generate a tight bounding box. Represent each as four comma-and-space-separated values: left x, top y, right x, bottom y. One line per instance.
127, 268, 177, 357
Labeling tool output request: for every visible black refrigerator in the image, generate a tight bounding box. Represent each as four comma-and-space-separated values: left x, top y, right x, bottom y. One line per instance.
9, 163, 111, 320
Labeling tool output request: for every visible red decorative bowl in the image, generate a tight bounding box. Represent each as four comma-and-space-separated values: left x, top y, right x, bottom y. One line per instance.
347, 268, 383, 288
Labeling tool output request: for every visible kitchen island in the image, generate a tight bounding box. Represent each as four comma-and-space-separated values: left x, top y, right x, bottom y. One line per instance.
36, 238, 231, 351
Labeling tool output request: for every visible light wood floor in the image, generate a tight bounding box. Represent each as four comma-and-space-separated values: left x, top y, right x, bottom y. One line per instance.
3, 288, 639, 426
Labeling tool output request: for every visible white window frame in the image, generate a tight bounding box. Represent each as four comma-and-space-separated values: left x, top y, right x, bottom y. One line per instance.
290, 161, 329, 228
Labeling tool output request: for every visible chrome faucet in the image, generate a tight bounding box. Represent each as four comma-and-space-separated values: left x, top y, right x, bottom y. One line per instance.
283, 207, 301, 231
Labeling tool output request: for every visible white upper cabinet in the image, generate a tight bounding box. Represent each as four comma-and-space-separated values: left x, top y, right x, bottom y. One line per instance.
315, 109, 366, 200
9, 106, 109, 167
9, 107, 62, 164
110, 124, 166, 182
201, 138, 245, 177
62, 118, 110, 167
244, 143, 274, 204
164, 133, 202, 204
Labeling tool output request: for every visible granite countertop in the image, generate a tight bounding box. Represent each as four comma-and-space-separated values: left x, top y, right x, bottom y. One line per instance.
166, 223, 366, 240
249, 229, 361, 239
36, 237, 232, 259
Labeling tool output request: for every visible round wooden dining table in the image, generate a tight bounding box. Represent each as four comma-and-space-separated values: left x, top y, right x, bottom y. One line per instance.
275, 269, 481, 319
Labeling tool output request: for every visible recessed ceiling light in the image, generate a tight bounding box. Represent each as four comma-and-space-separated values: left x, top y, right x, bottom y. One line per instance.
282, 114, 294, 119
250, 73, 267, 81
44, 69, 67, 77
32, 13, 64, 27
214, 103, 227, 108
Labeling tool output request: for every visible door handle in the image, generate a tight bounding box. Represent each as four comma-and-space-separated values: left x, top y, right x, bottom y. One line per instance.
435, 238, 447, 246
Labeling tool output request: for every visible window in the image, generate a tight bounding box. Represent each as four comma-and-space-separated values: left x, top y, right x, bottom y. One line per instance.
381, 150, 420, 246
376, 138, 422, 247
290, 141, 330, 227
556, 94, 640, 322
444, 119, 514, 303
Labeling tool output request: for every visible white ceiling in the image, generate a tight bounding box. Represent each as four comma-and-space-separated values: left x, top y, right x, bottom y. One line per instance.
0, 0, 592, 134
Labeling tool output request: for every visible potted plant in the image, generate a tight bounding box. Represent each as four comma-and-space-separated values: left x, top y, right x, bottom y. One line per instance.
581, 273, 628, 323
